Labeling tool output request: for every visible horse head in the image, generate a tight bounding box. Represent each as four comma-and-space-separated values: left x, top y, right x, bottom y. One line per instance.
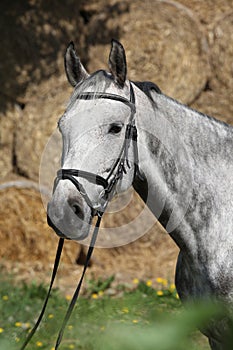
47, 40, 139, 240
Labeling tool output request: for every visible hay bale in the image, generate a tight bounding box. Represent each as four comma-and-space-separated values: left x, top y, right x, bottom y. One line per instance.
90, 221, 178, 288
86, 0, 209, 104
0, 179, 178, 287
210, 11, 233, 92
191, 90, 233, 125
84, 190, 156, 248
0, 181, 78, 265
178, 0, 232, 25
15, 76, 72, 181
0, 109, 15, 178
1, 1, 87, 180
0, 1, 85, 112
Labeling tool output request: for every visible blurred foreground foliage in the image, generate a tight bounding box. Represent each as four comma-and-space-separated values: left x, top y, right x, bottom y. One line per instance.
97, 302, 230, 350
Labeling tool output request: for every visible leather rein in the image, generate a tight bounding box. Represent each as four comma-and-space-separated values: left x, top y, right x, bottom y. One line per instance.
20, 82, 139, 349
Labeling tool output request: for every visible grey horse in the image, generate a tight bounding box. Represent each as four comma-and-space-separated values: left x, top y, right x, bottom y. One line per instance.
47, 40, 233, 349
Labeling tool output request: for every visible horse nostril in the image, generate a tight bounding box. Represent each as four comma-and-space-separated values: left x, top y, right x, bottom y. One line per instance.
68, 197, 84, 220
71, 203, 84, 220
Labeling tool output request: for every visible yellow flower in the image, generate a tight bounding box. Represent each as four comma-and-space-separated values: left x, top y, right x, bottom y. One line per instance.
132, 319, 139, 323
157, 290, 163, 296
122, 307, 129, 313
156, 277, 168, 286
2, 295, 8, 301
162, 279, 168, 287
98, 291, 104, 297
36, 341, 43, 347
68, 325, 73, 330
48, 314, 54, 319
156, 277, 163, 283
65, 295, 72, 301
92, 293, 98, 299
169, 283, 176, 292
0, 328, 4, 333
146, 280, 152, 287
15, 322, 22, 327
69, 345, 75, 349
133, 278, 139, 284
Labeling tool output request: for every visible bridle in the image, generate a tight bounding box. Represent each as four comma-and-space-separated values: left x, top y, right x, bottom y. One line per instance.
55, 82, 138, 215
20, 82, 139, 349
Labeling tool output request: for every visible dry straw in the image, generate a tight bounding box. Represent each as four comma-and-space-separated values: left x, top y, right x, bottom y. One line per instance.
87, 0, 209, 104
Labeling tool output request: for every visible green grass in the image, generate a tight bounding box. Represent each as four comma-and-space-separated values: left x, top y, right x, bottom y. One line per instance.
0, 274, 216, 350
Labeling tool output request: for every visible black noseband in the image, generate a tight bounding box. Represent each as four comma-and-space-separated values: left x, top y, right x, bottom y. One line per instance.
57, 169, 108, 188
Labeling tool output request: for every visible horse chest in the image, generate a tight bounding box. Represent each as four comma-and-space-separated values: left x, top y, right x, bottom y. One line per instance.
175, 251, 233, 304
175, 251, 210, 301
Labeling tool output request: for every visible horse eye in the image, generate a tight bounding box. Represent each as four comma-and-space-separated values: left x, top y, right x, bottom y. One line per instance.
108, 123, 123, 134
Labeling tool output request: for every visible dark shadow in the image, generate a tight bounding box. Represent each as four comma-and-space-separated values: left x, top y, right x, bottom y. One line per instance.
82, 2, 129, 47
0, 1, 130, 113
0, 0, 85, 112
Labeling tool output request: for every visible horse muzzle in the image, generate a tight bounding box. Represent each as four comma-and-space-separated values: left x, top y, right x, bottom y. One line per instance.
47, 194, 92, 241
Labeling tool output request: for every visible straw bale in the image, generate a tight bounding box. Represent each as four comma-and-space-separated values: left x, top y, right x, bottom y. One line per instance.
15, 76, 72, 181
0, 182, 79, 265
178, 0, 232, 25
83, 0, 232, 26
0, 180, 178, 288
191, 90, 233, 126
0, 1, 85, 112
86, 0, 209, 104
0, 108, 15, 178
210, 11, 233, 92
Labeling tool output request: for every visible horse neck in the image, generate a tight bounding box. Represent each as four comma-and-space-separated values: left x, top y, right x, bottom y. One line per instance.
134, 90, 233, 255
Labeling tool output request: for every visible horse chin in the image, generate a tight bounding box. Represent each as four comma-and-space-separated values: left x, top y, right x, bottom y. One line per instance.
66, 222, 91, 241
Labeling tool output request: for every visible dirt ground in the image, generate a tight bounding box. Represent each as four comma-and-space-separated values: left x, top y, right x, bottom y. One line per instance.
0, 0, 232, 293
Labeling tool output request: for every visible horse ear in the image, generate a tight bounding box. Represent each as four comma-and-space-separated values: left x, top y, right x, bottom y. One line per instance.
108, 39, 127, 88
64, 42, 89, 87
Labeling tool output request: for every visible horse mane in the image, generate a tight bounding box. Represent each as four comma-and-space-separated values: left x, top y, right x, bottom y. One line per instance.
133, 81, 162, 104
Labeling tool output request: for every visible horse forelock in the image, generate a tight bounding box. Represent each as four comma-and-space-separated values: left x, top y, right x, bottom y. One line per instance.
66, 70, 113, 112
66, 71, 162, 112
